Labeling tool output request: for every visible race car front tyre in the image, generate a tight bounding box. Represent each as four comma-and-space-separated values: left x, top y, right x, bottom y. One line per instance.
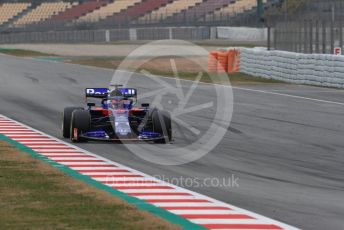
152, 110, 172, 144
62, 107, 83, 138
70, 110, 91, 143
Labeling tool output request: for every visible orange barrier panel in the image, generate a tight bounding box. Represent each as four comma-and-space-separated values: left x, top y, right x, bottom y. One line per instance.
234, 50, 241, 72
217, 50, 228, 73
208, 51, 218, 73
227, 50, 235, 74
208, 49, 240, 74
227, 49, 241, 74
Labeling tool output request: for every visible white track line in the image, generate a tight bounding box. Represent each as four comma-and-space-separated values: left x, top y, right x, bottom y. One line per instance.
133, 195, 200, 200
43, 153, 95, 157
93, 177, 157, 182
20, 142, 63, 145
153, 203, 218, 207
171, 210, 238, 215
0, 128, 29, 130
6, 134, 46, 137
232, 86, 344, 106
191, 219, 271, 224
11, 138, 54, 141
111, 184, 165, 188
59, 162, 112, 165
28, 145, 72, 148
35, 149, 82, 153
116, 70, 344, 106
48, 157, 98, 161
69, 166, 120, 170
83, 172, 136, 176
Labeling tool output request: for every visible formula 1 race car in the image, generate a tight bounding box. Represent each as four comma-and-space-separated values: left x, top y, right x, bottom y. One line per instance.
62, 85, 172, 143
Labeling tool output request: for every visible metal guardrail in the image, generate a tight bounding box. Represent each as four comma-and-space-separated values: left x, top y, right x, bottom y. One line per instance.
269, 0, 344, 54
0, 27, 211, 44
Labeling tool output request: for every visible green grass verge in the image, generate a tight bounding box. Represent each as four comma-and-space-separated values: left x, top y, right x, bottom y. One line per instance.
228, 72, 284, 84
0, 48, 55, 57
0, 48, 283, 84
0, 140, 180, 230
68, 58, 284, 84
67, 58, 119, 70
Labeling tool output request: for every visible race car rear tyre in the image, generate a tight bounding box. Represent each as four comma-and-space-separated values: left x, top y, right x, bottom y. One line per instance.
70, 110, 91, 143
152, 110, 172, 144
62, 107, 83, 138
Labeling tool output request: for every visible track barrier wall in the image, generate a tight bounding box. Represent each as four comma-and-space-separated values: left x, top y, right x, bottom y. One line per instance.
239, 48, 344, 88
217, 50, 228, 73
208, 51, 218, 73
208, 49, 241, 74
209, 47, 344, 88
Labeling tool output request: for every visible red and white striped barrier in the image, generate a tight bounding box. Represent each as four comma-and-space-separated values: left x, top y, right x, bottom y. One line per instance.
0, 115, 298, 230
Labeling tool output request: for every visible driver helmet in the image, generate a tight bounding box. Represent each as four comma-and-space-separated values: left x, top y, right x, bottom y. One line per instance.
108, 89, 133, 109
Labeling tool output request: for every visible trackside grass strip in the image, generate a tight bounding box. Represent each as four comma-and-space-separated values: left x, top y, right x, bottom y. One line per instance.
0, 48, 55, 57
0, 134, 204, 230
0, 48, 285, 84
67, 58, 285, 84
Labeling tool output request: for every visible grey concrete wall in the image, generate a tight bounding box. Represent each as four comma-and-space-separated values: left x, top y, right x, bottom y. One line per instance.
0, 30, 108, 43
0, 27, 211, 44
0, 27, 267, 44
217, 27, 267, 43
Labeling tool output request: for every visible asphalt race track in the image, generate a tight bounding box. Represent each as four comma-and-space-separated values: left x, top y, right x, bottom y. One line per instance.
1, 54, 344, 230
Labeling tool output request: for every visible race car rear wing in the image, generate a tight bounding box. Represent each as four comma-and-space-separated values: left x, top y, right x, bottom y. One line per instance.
85, 88, 109, 98
119, 88, 137, 97
85, 88, 137, 99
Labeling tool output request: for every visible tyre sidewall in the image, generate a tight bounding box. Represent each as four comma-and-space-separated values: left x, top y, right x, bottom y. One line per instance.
70, 110, 90, 142
62, 107, 83, 138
